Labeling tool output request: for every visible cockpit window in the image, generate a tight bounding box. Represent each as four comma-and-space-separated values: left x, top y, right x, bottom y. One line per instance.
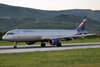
7, 33, 14, 35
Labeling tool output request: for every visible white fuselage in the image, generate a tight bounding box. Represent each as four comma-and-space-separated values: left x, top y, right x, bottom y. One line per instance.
3, 29, 77, 42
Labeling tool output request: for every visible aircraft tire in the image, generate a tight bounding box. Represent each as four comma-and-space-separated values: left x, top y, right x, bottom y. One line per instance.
57, 43, 61, 47
41, 43, 46, 47
14, 46, 17, 48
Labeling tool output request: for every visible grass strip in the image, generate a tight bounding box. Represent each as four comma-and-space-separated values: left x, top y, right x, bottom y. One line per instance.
0, 48, 100, 67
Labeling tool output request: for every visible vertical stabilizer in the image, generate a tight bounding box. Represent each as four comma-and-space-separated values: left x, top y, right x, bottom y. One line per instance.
76, 16, 86, 32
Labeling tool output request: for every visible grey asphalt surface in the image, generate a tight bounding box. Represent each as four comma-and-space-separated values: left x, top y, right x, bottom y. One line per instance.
0, 43, 100, 53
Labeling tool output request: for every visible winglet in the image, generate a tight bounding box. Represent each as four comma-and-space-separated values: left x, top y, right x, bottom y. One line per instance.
76, 16, 86, 32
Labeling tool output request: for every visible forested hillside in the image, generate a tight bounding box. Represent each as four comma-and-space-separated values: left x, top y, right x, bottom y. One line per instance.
0, 3, 100, 34
0, 3, 100, 21
0, 4, 50, 19
0, 14, 100, 33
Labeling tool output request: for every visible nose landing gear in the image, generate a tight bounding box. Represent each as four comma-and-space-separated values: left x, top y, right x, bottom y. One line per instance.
14, 42, 17, 48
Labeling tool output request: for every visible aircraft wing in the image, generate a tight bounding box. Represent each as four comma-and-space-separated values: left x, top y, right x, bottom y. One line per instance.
42, 34, 94, 40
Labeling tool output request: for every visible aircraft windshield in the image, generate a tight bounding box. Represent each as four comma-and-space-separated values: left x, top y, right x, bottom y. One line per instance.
7, 33, 14, 35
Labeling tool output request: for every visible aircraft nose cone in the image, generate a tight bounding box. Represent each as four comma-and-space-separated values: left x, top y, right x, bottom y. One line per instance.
2, 36, 9, 41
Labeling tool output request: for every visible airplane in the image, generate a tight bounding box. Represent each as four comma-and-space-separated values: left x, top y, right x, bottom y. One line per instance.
2, 16, 91, 48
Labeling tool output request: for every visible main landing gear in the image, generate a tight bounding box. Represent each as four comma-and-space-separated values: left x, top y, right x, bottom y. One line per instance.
14, 42, 17, 48
57, 43, 61, 47
41, 42, 46, 47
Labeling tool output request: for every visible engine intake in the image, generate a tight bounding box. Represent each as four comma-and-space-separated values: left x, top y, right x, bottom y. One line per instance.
48, 39, 60, 45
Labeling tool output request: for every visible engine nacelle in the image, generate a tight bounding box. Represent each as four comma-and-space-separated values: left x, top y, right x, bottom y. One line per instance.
48, 39, 60, 45
25, 42, 36, 45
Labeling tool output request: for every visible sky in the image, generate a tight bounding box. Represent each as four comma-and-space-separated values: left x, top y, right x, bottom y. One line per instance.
0, 0, 100, 10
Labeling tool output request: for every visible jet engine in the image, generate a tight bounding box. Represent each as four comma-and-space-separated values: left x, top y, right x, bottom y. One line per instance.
48, 39, 61, 46
25, 42, 36, 45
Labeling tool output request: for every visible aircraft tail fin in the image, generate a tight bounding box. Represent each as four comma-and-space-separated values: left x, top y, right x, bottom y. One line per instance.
76, 16, 86, 31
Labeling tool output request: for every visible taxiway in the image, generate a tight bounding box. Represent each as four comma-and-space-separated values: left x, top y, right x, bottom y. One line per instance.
0, 43, 100, 53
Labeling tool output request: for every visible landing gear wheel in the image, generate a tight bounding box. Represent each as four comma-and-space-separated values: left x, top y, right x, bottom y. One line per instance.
14, 46, 17, 48
41, 43, 46, 47
57, 43, 61, 47
14, 42, 17, 48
